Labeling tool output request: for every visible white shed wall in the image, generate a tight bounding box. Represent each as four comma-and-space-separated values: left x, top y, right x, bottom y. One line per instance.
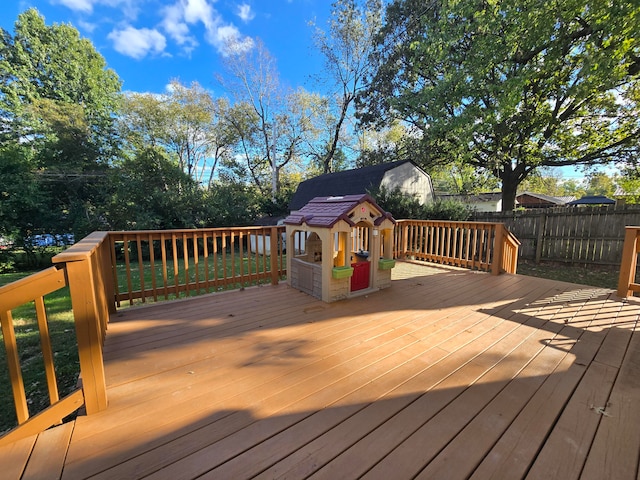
380, 163, 434, 205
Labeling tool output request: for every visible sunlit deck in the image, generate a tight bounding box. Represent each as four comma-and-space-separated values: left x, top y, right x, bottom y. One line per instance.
3, 261, 640, 479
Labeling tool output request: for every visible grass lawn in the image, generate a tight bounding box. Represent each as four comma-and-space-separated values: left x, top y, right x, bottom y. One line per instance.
0, 271, 78, 435
516, 260, 620, 290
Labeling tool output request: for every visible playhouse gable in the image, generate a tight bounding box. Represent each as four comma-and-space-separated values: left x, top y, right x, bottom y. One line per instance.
284, 194, 394, 229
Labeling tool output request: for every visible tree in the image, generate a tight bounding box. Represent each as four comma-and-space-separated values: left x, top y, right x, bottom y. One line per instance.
356, 121, 412, 167
220, 40, 314, 201
0, 9, 121, 148
428, 160, 499, 195
358, 0, 640, 210
119, 80, 236, 187
585, 172, 616, 197
0, 9, 122, 236
617, 165, 640, 203
311, 0, 383, 173
106, 147, 203, 230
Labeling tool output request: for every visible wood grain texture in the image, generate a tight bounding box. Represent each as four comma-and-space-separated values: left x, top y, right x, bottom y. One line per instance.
2, 261, 637, 480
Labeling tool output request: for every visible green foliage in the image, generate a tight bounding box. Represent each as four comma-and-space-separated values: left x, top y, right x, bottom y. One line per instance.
311, 0, 383, 173
585, 172, 616, 197
0, 145, 46, 239
119, 81, 236, 186
422, 199, 473, 222
0, 8, 121, 241
202, 182, 263, 227
359, 0, 640, 211
0, 9, 121, 146
106, 147, 204, 230
428, 161, 499, 194
517, 168, 587, 198
368, 185, 425, 219
370, 185, 472, 221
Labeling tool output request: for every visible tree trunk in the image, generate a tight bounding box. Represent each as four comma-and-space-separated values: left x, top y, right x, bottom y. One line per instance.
501, 172, 519, 212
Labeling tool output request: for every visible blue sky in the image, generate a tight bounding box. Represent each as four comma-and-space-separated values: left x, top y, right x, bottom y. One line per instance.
1, 0, 332, 95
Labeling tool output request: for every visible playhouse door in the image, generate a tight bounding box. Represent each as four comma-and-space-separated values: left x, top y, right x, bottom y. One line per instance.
351, 262, 370, 291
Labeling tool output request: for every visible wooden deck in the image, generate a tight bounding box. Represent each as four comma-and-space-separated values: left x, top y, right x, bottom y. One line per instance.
2, 261, 640, 479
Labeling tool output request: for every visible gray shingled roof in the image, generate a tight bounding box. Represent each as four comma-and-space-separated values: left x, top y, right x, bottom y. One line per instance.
289, 160, 414, 211
567, 195, 616, 205
284, 194, 395, 228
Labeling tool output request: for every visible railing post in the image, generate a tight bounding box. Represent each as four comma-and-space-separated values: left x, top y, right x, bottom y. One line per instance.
491, 224, 504, 275
402, 223, 409, 258
617, 226, 639, 298
65, 259, 108, 414
270, 226, 280, 285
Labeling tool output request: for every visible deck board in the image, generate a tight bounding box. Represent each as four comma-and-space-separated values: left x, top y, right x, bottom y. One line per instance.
2, 261, 639, 480
21, 422, 74, 480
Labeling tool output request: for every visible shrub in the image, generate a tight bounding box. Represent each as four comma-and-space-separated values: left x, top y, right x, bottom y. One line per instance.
422, 199, 473, 221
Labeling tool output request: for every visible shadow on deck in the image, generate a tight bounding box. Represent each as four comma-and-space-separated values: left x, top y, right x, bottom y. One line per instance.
3, 261, 640, 479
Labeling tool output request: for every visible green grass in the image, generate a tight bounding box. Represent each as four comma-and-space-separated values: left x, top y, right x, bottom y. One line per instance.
516, 260, 620, 290
0, 271, 78, 435
114, 252, 285, 306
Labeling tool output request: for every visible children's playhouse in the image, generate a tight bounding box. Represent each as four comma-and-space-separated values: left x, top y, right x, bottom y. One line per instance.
283, 194, 396, 303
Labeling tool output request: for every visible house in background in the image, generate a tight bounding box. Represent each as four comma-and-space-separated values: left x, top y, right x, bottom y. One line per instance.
516, 192, 575, 209
289, 160, 435, 211
437, 192, 504, 212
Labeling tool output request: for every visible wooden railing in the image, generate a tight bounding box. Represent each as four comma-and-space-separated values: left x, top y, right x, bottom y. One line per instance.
394, 220, 520, 275
0, 232, 113, 446
0, 226, 286, 444
1, 221, 513, 444
109, 226, 286, 306
617, 226, 640, 298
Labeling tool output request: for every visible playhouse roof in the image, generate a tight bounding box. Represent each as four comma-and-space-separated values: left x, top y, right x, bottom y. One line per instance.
284, 194, 395, 228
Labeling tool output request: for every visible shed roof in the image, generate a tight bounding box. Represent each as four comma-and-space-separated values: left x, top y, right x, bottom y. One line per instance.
516, 192, 567, 206
289, 160, 416, 211
567, 195, 616, 205
284, 194, 395, 229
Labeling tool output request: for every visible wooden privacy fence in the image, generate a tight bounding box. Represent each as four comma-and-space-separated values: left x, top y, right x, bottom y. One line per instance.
394, 220, 520, 275
472, 204, 640, 265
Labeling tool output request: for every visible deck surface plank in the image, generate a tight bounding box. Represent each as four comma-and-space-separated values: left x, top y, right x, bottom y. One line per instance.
3, 261, 638, 480
21, 421, 74, 480
578, 319, 640, 480
0, 434, 36, 480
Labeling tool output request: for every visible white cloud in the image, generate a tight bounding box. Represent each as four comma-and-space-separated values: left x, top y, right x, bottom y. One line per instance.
212, 25, 254, 56
161, 2, 199, 53
237, 4, 255, 23
107, 26, 167, 59
182, 0, 215, 26
77, 19, 98, 33
54, 0, 141, 20
160, 0, 254, 57
54, 0, 94, 13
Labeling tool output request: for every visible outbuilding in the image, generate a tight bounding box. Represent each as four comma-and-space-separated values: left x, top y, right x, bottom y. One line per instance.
289, 160, 434, 211
284, 194, 396, 303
